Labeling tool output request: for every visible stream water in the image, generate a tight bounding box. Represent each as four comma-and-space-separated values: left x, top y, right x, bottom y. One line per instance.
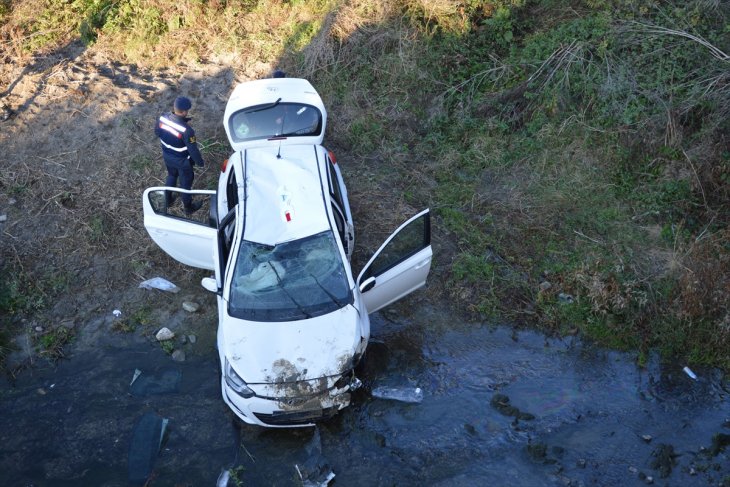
1, 305, 728, 486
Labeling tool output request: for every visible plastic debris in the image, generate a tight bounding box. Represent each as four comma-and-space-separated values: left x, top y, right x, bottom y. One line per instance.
296, 465, 335, 487
139, 277, 180, 293
113, 309, 122, 318
558, 293, 575, 304
130, 369, 142, 386
683, 366, 697, 380
371, 386, 424, 404
217, 469, 230, 487
128, 412, 168, 485
295, 428, 335, 487
129, 368, 182, 397
350, 377, 363, 391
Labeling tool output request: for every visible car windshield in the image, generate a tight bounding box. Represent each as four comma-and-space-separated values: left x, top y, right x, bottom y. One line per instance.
229, 102, 322, 142
228, 231, 352, 322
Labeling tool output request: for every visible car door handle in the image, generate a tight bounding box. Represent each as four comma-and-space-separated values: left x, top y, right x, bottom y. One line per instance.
414, 258, 431, 270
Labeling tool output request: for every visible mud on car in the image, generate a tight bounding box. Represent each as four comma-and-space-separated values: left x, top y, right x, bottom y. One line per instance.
143, 77, 432, 427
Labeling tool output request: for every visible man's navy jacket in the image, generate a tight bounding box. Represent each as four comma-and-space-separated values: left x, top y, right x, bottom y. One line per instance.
155, 112, 205, 168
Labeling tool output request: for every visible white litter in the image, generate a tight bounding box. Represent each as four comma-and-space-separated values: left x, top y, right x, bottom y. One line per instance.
130, 369, 142, 386
139, 277, 180, 293
216, 469, 230, 487
683, 366, 697, 380
113, 309, 122, 318
372, 386, 424, 404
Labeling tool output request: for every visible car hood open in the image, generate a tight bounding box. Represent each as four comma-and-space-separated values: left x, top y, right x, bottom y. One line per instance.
222, 305, 362, 384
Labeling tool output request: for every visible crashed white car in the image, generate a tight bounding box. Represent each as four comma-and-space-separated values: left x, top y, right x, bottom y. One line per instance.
142, 78, 432, 427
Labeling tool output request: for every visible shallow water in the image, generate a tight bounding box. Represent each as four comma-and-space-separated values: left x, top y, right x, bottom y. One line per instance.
1, 306, 728, 486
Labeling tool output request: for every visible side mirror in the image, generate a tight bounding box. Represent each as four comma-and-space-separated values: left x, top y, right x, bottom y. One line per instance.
201, 277, 218, 294
359, 276, 376, 293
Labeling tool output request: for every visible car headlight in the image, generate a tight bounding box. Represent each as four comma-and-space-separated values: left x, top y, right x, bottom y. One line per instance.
225, 359, 255, 398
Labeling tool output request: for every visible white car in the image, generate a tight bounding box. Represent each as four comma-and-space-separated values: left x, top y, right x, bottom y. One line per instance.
142, 78, 432, 427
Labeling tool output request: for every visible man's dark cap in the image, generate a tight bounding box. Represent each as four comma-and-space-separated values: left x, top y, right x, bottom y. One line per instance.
272, 70, 286, 78
174, 96, 192, 111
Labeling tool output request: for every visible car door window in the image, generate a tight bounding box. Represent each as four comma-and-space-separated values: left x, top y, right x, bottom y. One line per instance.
330, 197, 348, 255
226, 170, 238, 212
327, 158, 344, 208
218, 206, 237, 278
360, 211, 430, 281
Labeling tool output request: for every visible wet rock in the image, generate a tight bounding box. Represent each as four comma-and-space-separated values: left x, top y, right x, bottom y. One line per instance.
576, 459, 586, 468
629, 466, 638, 474
710, 433, 730, 456
182, 301, 199, 313
650, 443, 677, 478
464, 423, 477, 436
35, 326, 43, 332
638, 472, 654, 484
0, 214, 7, 223
155, 327, 174, 341
188, 334, 197, 344
490, 393, 535, 420
539, 281, 552, 292
180, 335, 188, 344
171, 350, 186, 362
641, 434, 653, 443
527, 442, 548, 462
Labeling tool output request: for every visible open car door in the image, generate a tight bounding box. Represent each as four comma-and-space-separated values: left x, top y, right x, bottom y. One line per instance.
142, 187, 217, 270
357, 209, 432, 314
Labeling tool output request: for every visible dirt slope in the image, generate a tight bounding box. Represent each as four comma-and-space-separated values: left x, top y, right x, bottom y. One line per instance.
0, 41, 442, 371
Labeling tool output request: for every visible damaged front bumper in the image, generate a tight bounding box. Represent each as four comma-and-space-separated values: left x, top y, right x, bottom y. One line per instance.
221, 372, 362, 428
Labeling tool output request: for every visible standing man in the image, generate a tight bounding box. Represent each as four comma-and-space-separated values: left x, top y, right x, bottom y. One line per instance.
155, 96, 205, 215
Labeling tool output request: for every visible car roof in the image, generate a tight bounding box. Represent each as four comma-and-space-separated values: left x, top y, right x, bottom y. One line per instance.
223, 78, 327, 151
242, 145, 330, 246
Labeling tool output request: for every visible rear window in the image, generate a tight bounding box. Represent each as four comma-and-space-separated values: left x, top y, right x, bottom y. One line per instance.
229, 102, 322, 142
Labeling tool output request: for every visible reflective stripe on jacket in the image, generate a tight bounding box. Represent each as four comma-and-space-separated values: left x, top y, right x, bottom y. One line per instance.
154, 112, 204, 167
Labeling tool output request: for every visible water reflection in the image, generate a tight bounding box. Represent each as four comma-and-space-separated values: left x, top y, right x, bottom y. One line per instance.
0, 309, 728, 486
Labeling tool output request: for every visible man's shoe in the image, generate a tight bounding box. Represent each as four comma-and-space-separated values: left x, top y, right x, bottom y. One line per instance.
184, 200, 203, 216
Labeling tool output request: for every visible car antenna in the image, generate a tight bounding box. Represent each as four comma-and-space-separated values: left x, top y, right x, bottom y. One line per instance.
277, 140, 282, 159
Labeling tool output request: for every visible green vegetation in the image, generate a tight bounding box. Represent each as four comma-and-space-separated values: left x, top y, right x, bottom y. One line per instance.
160, 340, 174, 355
1, 0, 727, 368
36, 326, 73, 359
228, 465, 246, 487
112, 306, 154, 333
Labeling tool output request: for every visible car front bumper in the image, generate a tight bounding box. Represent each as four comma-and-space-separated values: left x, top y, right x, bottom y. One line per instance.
220, 376, 354, 428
